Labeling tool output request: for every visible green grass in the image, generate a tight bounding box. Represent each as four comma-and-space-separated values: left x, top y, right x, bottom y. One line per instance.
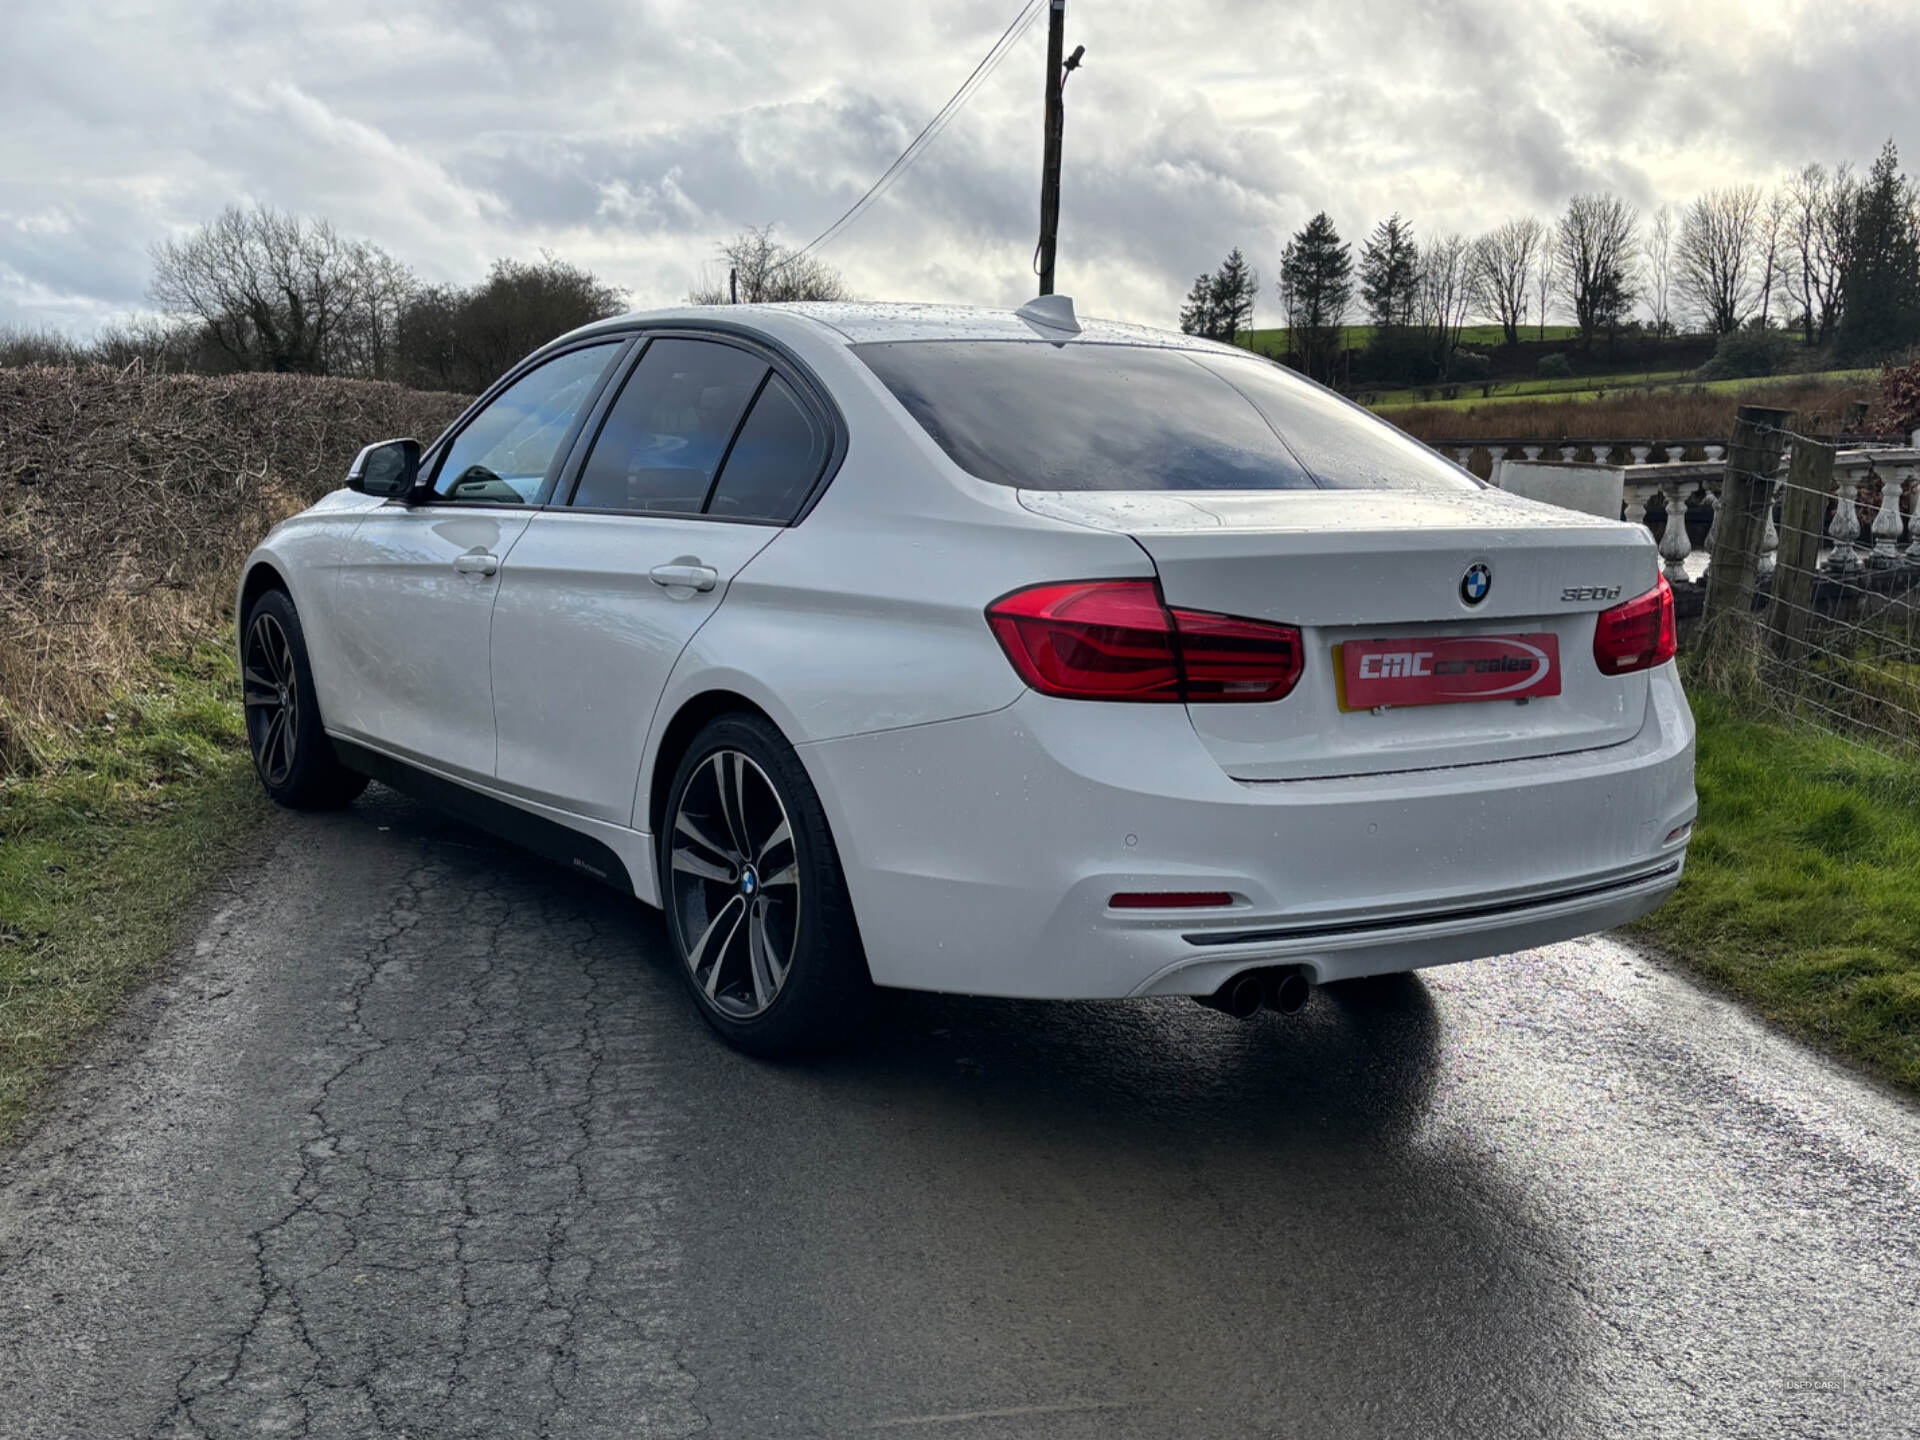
1368, 368, 1693, 411
0, 644, 265, 1141
1368, 366, 1880, 414
1632, 691, 1920, 1093
1235, 323, 1584, 356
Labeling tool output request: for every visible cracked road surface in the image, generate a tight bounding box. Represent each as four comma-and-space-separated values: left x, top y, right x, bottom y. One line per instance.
2, 788, 1918, 1439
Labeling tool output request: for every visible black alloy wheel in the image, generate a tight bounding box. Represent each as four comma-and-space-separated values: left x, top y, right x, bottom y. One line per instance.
240, 588, 368, 810
662, 713, 870, 1055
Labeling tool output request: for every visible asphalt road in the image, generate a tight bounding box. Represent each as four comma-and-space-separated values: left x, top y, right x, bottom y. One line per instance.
2, 788, 1917, 1439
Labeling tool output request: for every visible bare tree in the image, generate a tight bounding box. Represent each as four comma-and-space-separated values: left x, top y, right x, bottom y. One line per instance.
688, 226, 849, 304
327, 243, 418, 381
150, 207, 390, 374
1785, 163, 1857, 346
1556, 194, 1639, 348
1416, 233, 1474, 374
1675, 185, 1761, 335
1643, 204, 1675, 337
1535, 238, 1559, 340
1468, 217, 1542, 347
1755, 186, 1789, 328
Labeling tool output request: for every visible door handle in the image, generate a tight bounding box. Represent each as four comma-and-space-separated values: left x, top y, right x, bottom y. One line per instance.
650, 563, 719, 592
453, 552, 500, 576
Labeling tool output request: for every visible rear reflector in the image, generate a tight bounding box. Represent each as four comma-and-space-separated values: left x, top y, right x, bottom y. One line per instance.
1110, 891, 1234, 909
1592, 575, 1678, 675
986, 580, 1303, 703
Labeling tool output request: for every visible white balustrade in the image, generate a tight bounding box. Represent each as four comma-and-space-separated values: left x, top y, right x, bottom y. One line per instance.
1704, 445, 1726, 464
1701, 490, 1720, 553
1658, 487, 1692, 584
1758, 489, 1779, 578
1622, 482, 1653, 529
1870, 468, 1905, 565
1630, 445, 1651, 465
1905, 470, 1920, 559
1559, 445, 1578, 462
1523, 446, 1543, 461
1828, 471, 1862, 573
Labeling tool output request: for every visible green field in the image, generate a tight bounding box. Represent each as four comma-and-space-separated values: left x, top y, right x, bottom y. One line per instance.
1236, 323, 1584, 357
1369, 367, 1879, 415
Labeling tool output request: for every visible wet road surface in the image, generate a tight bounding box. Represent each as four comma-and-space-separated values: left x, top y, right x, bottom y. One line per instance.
1, 788, 1916, 1438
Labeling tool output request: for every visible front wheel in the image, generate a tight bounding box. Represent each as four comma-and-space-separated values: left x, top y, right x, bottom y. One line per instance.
240, 589, 368, 810
660, 714, 871, 1057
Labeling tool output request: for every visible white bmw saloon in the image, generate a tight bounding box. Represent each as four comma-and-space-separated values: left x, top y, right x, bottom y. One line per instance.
238, 299, 1695, 1054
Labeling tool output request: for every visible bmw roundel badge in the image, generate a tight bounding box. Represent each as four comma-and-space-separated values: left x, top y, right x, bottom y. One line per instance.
1461, 562, 1492, 606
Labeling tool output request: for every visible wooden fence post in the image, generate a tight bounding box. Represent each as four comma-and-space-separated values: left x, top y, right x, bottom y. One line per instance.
1768, 436, 1837, 668
1701, 405, 1793, 662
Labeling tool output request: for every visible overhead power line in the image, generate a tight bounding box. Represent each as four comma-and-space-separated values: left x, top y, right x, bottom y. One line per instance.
788, 0, 1047, 264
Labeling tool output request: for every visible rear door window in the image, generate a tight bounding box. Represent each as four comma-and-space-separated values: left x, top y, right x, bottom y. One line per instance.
705, 374, 831, 523
571, 338, 767, 513
852, 340, 1474, 493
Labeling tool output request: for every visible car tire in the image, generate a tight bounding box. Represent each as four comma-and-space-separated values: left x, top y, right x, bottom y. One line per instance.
240, 588, 369, 811
660, 713, 872, 1057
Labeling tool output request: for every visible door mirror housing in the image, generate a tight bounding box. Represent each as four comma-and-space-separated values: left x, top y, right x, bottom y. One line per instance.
347, 438, 422, 498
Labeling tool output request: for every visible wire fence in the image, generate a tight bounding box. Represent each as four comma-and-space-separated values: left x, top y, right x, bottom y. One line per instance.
1695, 413, 1920, 759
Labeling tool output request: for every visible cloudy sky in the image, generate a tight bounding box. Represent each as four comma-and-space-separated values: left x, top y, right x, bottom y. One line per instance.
3, 0, 1915, 337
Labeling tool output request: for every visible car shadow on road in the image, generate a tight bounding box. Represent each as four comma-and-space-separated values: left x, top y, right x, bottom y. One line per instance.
343, 790, 1598, 1436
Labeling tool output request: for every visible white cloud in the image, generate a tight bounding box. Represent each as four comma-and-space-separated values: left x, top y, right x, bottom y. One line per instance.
1, 0, 1912, 337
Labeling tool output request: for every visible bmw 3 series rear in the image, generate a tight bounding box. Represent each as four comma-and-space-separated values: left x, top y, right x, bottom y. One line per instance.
779, 307, 1696, 1020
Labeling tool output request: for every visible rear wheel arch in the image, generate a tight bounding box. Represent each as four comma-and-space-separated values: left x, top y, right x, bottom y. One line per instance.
647, 690, 780, 840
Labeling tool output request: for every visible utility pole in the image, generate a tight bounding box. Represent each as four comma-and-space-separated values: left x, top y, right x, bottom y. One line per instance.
1035, 2, 1083, 296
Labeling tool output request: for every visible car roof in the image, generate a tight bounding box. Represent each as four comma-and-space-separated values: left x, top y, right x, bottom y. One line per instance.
566, 300, 1241, 352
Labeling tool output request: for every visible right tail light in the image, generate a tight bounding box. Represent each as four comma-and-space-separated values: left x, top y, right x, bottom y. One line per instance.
1592, 575, 1677, 675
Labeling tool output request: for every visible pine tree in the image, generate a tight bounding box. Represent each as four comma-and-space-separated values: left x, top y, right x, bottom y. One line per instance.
1178, 272, 1218, 338
1209, 248, 1259, 343
1279, 213, 1352, 384
1838, 140, 1920, 361
1359, 214, 1420, 331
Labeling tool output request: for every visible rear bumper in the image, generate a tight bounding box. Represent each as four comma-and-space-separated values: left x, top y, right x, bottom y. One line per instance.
798, 665, 1696, 999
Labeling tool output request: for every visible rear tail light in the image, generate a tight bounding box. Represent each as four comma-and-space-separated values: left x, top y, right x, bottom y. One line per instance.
1592, 575, 1677, 675
986, 580, 1304, 703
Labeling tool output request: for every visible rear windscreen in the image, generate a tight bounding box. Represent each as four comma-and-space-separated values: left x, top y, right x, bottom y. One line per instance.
853, 340, 1476, 493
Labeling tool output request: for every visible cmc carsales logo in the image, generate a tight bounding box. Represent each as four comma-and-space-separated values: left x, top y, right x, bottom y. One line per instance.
1343, 633, 1562, 709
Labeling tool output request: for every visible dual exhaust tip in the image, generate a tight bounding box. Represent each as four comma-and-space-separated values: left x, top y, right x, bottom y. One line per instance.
1197, 966, 1312, 1019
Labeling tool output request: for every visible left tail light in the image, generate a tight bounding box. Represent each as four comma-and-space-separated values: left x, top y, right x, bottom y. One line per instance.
1592, 574, 1677, 675
985, 580, 1304, 703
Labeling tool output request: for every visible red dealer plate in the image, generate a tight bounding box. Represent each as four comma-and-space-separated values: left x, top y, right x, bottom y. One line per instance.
1339, 633, 1561, 711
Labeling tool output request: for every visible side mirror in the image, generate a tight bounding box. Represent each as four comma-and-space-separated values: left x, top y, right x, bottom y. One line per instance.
347, 438, 422, 498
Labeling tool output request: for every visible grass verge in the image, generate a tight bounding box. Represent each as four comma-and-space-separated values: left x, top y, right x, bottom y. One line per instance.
0, 642, 264, 1142
1631, 690, 1920, 1093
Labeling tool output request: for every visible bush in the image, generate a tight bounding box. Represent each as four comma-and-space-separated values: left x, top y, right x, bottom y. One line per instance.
1450, 350, 1492, 382
1698, 325, 1796, 380
1536, 352, 1573, 379
0, 368, 469, 767
1873, 355, 1920, 435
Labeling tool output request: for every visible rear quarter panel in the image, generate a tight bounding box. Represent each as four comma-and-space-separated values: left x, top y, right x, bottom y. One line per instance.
627, 336, 1154, 829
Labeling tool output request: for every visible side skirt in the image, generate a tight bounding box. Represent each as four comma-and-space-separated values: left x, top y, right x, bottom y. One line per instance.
332, 737, 638, 896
